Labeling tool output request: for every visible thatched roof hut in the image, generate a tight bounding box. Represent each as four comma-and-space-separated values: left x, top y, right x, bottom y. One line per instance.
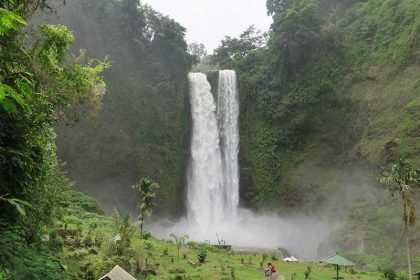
98, 265, 136, 280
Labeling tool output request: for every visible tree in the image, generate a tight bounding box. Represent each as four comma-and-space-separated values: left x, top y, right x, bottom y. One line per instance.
188, 42, 207, 61
132, 177, 159, 235
211, 25, 266, 67
379, 158, 420, 279
113, 209, 135, 254
0, 2, 108, 233
170, 233, 188, 267
266, 0, 294, 16
269, 1, 322, 75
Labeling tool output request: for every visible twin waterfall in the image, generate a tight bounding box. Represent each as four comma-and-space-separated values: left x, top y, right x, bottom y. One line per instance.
150, 70, 327, 258
187, 70, 239, 233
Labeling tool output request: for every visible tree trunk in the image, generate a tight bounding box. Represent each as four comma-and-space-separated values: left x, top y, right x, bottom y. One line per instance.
406, 224, 412, 280
140, 217, 144, 235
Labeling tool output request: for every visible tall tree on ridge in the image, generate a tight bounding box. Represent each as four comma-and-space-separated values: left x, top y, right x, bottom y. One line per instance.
379, 158, 420, 279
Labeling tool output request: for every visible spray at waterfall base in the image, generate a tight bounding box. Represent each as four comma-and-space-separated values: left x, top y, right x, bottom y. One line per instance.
148, 71, 336, 260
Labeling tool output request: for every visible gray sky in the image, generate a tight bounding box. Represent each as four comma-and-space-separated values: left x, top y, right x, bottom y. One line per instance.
142, 0, 272, 52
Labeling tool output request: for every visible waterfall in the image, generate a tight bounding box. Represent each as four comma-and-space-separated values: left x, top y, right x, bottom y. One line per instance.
150, 71, 330, 259
217, 70, 239, 220
187, 73, 224, 231
187, 70, 240, 232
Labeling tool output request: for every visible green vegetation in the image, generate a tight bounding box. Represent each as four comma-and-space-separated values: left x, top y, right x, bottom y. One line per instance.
379, 158, 420, 279
170, 234, 189, 268
203, 0, 420, 269
0, 189, 395, 279
0, 0, 107, 246
133, 177, 160, 235
47, 0, 193, 217
1, 0, 419, 278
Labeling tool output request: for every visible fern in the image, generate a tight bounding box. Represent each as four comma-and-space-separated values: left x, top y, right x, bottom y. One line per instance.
0, 8, 26, 36
0, 83, 27, 113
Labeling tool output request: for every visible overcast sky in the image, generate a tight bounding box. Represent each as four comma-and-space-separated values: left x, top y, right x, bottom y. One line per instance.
142, 0, 272, 52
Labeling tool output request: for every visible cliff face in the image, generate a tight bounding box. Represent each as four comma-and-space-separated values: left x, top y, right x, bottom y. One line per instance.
43, 0, 192, 216
229, 0, 420, 267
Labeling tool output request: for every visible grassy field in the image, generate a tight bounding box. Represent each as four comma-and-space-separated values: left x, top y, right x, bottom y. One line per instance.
133, 239, 386, 280
56, 193, 398, 280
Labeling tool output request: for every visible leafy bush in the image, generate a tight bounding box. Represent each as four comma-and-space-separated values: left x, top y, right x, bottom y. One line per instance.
197, 247, 208, 263
229, 265, 235, 279
67, 248, 89, 259
383, 268, 397, 280
61, 191, 103, 214
163, 247, 169, 256
396, 272, 409, 280
0, 228, 67, 279
187, 241, 200, 250
304, 266, 312, 279
347, 267, 356, 275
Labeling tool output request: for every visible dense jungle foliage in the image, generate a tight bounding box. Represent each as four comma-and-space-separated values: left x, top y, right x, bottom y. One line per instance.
199, 0, 420, 270
0, 0, 419, 278
40, 0, 193, 216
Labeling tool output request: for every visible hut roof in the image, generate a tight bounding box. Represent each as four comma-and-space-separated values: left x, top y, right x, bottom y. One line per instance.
320, 253, 355, 266
98, 265, 136, 280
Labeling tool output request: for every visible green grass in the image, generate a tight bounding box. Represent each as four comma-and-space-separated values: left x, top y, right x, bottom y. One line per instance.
57, 199, 390, 280
141, 245, 385, 280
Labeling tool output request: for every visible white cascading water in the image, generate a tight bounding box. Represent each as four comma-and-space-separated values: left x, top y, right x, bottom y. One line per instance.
187, 70, 240, 232
149, 71, 333, 260
187, 73, 224, 231
217, 70, 239, 220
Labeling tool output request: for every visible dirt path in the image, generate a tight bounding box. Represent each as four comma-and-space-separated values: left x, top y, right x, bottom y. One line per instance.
266, 272, 285, 280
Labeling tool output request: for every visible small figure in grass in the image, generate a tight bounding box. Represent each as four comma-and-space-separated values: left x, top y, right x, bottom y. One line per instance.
265, 262, 280, 280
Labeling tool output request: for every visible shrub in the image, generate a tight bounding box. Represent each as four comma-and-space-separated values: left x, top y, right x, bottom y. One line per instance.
163, 247, 169, 256
197, 248, 208, 263
304, 266, 312, 279
169, 267, 186, 274
230, 265, 235, 279
347, 267, 356, 275
396, 272, 409, 280
142, 231, 152, 240
67, 248, 89, 259
259, 260, 264, 269
383, 268, 397, 280
100, 240, 116, 257
141, 240, 154, 250
83, 234, 93, 248
187, 241, 199, 250
260, 253, 269, 268
220, 263, 226, 274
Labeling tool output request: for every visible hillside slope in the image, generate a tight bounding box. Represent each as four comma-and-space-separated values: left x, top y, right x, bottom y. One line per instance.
39, 0, 192, 216
205, 0, 419, 267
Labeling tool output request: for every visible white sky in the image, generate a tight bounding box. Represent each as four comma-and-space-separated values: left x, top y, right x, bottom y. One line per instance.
142, 0, 272, 52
